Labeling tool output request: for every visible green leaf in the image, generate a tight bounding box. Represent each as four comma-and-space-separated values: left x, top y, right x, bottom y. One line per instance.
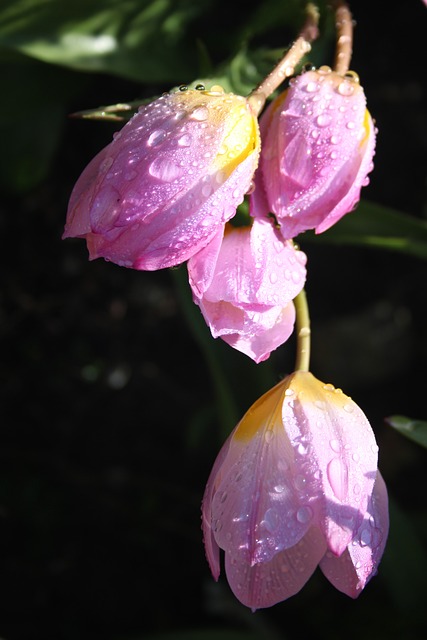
385, 415, 427, 448
300, 200, 427, 259
0, 0, 209, 83
0, 53, 86, 194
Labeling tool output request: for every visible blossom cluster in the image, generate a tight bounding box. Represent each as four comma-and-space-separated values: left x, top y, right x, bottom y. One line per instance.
63, 7, 388, 609
64, 66, 375, 363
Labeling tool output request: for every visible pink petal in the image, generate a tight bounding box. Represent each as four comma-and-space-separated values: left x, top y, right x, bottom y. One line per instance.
201, 436, 233, 580
64, 88, 260, 270
281, 372, 379, 556
209, 382, 319, 568
219, 302, 296, 363
188, 218, 305, 361
255, 70, 376, 238
190, 218, 305, 307
319, 471, 389, 597
225, 527, 327, 609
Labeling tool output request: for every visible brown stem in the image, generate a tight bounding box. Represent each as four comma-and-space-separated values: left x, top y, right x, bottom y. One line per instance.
332, 0, 353, 75
248, 3, 320, 115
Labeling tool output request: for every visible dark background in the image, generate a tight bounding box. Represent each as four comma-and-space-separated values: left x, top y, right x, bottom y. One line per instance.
1, 1, 427, 639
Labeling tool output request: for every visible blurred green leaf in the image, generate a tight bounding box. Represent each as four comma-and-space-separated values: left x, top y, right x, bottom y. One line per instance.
0, 52, 86, 194
385, 415, 427, 449
301, 200, 427, 259
0, 0, 210, 83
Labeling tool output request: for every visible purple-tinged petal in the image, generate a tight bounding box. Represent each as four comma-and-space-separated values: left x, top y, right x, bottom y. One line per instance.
201, 436, 233, 580
187, 218, 306, 361
218, 302, 296, 363
64, 87, 260, 270
225, 527, 327, 609
319, 471, 389, 597
281, 372, 379, 556
209, 382, 318, 568
253, 70, 376, 238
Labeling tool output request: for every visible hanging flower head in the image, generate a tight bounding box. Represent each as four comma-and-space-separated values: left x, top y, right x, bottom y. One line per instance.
63, 85, 260, 270
202, 371, 389, 609
250, 67, 376, 238
188, 217, 307, 362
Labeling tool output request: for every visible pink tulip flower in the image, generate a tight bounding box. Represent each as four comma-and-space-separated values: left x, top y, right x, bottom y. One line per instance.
202, 371, 389, 609
250, 68, 376, 238
63, 86, 260, 270
187, 217, 307, 363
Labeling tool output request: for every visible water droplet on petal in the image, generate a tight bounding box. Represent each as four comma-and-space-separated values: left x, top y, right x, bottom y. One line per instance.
337, 81, 355, 96
148, 157, 183, 182
269, 272, 278, 284
262, 508, 279, 532
327, 457, 349, 501
147, 128, 167, 147
189, 106, 209, 121
265, 430, 274, 443
330, 439, 341, 453
177, 133, 192, 147
296, 506, 313, 523
305, 81, 319, 93
316, 113, 331, 127
359, 527, 372, 547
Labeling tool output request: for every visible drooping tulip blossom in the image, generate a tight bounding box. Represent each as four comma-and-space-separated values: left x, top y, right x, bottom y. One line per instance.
250, 67, 376, 238
202, 371, 388, 609
63, 86, 260, 270
187, 217, 307, 363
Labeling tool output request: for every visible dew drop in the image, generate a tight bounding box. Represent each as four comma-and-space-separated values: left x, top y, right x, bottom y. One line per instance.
296, 506, 313, 523
274, 484, 286, 493
147, 128, 167, 147
148, 157, 183, 181
327, 457, 349, 501
359, 527, 372, 547
330, 439, 341, 453
337, 81, 355, 96
352, 452, 360, 463
344, 403, 354, 413
190, 106, 209, 121
294, 475, 307, 491
305, 81, 319, 93
177, 133, 192, 147
284, 388, 294, 397
269, 272, 278, 284
265, 430, 274, 443
262, 507, 279, 532
316, 113, 331, 127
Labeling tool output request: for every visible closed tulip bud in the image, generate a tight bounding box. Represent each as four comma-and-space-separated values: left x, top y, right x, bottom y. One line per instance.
250, 68, 376, 238
202, 371, 388, 609
188, 217, 307, 362
63, 86, 260, 270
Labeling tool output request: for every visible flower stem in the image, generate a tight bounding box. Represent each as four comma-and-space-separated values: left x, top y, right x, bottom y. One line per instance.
332, 0, 353, 75
248, 3, 320, 115
294, 288, 311, 372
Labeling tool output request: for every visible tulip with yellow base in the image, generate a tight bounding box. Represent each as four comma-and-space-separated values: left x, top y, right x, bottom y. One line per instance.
201, 289, 389, 609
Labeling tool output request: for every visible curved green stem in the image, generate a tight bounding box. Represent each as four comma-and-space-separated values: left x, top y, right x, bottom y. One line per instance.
293, 288, 311, 372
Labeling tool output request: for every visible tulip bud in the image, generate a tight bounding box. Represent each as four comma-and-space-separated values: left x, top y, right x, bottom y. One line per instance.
202, 371, 388, 609
188, 217, 307, 362
250, 68, 376, 238
64, 86, 260, 270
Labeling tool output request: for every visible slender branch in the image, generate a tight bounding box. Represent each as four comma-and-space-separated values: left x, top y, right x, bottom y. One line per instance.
248, 3, 320, 115
293, 288, 311, 373
332, 0, 353, 75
